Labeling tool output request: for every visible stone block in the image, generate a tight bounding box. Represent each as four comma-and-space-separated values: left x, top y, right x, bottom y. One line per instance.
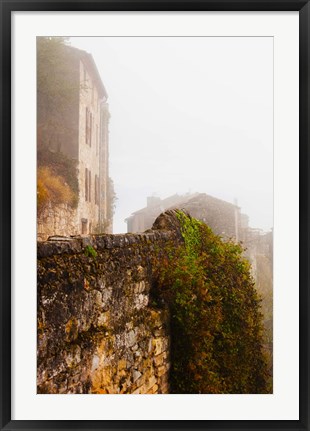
145, 375, 157, 392
117, 358, 127, 371
101, 367, 113, 387
153, 352, 165, 367
153, 338, 164, 356
148, 338, 153, 353
135, 374, 146, 388
153, 327, 165, 337
67, 372, 82, 388
92, 355, 100, 372
64, 317, 79, 342
147, 384, 159, 394
142, 357, 152, 369
134, 350, 141, 358
156, 365, 167, 377
133, 370, 142, 382
64, 345, 81, 368
158, 373, 169, 389
126, 330, 137, 348
97, 311, 110, 328
159, 382, 169, 394
67, 383, 83, 394
91, 368, 102, 389
134, 293, 148, 310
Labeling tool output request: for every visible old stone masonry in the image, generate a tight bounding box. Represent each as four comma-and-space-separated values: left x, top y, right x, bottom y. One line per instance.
37, 211, 182, 394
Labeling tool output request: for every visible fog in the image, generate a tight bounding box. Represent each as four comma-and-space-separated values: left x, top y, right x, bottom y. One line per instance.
70, 37, 273, 234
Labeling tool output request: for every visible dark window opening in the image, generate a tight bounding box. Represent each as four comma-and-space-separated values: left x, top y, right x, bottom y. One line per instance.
88, 170, 91, 202
85, 168, 88, 201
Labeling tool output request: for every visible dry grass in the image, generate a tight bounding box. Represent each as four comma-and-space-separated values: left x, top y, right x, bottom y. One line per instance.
37, 166, 75, 213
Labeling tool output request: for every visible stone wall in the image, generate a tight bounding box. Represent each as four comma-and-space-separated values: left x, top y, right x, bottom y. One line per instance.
37, 203, 79, 242
37, 212, 182, 394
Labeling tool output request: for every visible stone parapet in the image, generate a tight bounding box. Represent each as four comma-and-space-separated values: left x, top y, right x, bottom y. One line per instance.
37, 211, 182, 394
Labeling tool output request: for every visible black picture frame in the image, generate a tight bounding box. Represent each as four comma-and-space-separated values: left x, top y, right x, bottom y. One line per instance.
1, 1, 309, 430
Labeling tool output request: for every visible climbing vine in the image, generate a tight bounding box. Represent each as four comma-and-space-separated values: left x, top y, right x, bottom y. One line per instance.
155, 211, 269, 394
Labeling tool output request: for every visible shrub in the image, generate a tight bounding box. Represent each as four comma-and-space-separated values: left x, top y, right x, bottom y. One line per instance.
155, 211, 269, 394
37, 166, 76, 214
37, 147, 79, 201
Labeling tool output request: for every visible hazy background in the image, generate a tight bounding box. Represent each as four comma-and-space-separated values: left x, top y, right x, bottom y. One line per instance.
71, 37, 273, 234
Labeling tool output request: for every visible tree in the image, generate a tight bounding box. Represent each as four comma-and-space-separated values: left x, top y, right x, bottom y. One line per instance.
107, 177, 117, 222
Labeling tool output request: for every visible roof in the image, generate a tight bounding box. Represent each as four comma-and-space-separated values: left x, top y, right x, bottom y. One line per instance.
126, 192, 240, 221
126, 193, 198, 219
175, 193, 240, 211
126, 192, 258, 235
66, 45, 108, 101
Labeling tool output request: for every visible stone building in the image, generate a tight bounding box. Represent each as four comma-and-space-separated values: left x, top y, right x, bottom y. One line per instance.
125, 193, 247, 241
125, 194, 198, 234
37, 43, 111, 240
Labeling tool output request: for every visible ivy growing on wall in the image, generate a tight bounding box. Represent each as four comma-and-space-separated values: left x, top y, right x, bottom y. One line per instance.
154, 211, 269, 394
37, 37, 79, 212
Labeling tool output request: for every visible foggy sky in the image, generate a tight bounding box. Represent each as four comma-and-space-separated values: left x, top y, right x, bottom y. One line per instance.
71, 37, 273, 233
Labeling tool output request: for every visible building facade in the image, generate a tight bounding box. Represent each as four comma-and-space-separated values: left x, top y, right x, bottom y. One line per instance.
125, 193, 246, 241
37, 42, 111, 240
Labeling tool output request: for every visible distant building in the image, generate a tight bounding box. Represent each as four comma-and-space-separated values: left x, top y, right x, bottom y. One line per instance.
125, 194, 197, 234
37, 44, 111, 240
125, 193, 248, 241
242, 227, 273, 276
125, 192, 273, 286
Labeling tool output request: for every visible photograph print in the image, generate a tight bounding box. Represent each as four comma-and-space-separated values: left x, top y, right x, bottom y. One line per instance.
37, 36, 273, 394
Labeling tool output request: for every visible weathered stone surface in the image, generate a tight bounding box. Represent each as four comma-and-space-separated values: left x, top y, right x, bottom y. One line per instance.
154, 352, 165, 367
37, 203, 79, 243
37, 211, 180, 394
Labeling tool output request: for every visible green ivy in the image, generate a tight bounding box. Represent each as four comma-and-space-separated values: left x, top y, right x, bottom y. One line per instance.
84, 245, 97, 259
155, 211, 269, 394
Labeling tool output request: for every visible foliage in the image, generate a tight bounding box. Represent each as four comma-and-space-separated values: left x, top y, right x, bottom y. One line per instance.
37, 167, 76, 214
37, 36, 77, 144
107, 177, 117, 222
84, 245, 97, 259
37, 147, 79, 206
255, 253, 273, 391
154, 211, 269, 394
37, 37, 80, 207
88, 177, 117, 234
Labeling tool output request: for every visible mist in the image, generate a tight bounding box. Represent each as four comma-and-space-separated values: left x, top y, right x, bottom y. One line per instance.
70, 36, 273, 234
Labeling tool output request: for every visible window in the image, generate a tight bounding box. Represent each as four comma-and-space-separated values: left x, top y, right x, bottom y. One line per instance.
96, 124, 99, 156
97, 176, 100, 204
85, 108, 88, 145
95, 175, 100, 205
85, 108, 92, 146
85, 108, 89, 145
94, 175, 97, 205
85, 168, 92, 202
85, 168, 88, 201
89, 112, 92, 147
88, 170, 91, 202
